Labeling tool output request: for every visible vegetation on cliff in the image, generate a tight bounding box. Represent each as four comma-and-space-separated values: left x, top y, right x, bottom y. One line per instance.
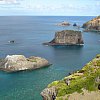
43, 54, 100, 100
83, 16, 100, 32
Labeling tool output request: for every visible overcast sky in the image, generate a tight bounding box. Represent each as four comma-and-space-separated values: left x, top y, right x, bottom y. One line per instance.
0, 0, 100, 16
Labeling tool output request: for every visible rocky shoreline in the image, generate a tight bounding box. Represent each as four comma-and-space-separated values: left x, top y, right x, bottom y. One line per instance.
0, 55, 50, 72
82, 16, 100, 32
41, 54, 100, 100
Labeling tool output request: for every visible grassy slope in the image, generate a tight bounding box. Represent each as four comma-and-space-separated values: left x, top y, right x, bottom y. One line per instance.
48, 54, 100, 100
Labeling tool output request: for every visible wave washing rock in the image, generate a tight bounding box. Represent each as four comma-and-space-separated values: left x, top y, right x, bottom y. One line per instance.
41, 54, 100, 100
0, 55, 50, 72
43, 30, 84, 46
82, 16, 100, 32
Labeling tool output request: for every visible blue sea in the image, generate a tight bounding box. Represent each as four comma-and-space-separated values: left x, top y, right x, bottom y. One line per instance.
0, 16, 100, 100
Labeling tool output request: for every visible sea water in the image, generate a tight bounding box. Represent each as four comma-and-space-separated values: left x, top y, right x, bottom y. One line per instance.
0, 16, 100, 100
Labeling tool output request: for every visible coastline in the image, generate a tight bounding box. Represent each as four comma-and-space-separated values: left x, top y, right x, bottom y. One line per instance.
41, 54, 100, 100
0, 16, 100, 100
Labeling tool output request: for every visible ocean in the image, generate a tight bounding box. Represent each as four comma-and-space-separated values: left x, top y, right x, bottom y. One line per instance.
0, 16, 100, 100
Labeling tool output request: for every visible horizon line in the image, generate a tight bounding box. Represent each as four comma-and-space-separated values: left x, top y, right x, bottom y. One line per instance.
0, 15, 97, 17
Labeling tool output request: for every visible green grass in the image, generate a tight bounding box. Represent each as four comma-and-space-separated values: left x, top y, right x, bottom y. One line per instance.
47, 54, 100, 99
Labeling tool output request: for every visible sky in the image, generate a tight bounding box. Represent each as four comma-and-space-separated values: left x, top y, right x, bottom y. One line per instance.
0, 0, 100, 16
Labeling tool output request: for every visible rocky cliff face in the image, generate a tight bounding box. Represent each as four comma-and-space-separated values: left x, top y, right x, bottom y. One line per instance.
41, 54, 100, 100
0, 55, 50, 72
82, 16, 100, 31
44, 30, 84, 46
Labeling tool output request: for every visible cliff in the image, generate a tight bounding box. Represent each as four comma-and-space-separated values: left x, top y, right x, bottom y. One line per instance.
41, 54, 100, 100
44, 30, 84, 46
0, 55, 50, 72
82, 16, 100, 32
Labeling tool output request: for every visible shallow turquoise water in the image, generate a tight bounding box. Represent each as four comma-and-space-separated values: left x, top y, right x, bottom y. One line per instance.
0, 16, 100, 100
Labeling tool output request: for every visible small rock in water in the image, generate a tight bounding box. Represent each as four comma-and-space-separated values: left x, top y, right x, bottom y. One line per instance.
73, 23, 77, 26
8, 40, 15, 43
56, 21, 70, 26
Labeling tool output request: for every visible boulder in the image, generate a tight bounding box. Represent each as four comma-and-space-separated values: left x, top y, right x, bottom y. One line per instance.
73, 23, 77, 26
82, 16, 100, 32
8, 40, 15, 43
41, 86, 57, 100
0, 55, 50, 72
43, 30, 84, 46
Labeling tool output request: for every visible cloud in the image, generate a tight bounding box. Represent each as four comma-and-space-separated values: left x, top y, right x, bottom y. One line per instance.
0, 0, 19, 5
24, 3, 88, 12
0, 0, 99, 11
26, 4, 65, 11
0, 0, 100, 16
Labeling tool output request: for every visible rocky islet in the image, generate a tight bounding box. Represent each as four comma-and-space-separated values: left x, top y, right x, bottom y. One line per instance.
0, 55, 50, 72
44, 30, 84, 46
56, 21, 70, 26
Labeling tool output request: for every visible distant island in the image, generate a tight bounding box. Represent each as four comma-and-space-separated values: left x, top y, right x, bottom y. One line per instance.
82, 16, 100, 32
56, 21, 70, 26
43, 30, 84, 46
0, 55, 50, 72
41, 54, 100, 100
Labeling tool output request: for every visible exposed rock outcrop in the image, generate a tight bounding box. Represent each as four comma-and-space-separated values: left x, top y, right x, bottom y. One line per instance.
44, 30, 84, 46
8, 40, 15, 43
73, 23, 77, 26
41, 86, 57, 100
56, 21, 70, 26
41, 54, 100, 100
82, 16, 100, 32
0, 55, 50, 72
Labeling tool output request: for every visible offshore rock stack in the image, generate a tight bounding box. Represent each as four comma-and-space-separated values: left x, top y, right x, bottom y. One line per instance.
43, 30, 84, 46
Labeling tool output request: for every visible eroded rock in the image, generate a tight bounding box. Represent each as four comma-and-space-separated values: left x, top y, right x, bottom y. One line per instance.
44, 30, 84, 46
82, 16, 100, 32
41, 54, 100, 100
56, 21, 70, 26
0, 55, 50, 72
41, 86, 57, 100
